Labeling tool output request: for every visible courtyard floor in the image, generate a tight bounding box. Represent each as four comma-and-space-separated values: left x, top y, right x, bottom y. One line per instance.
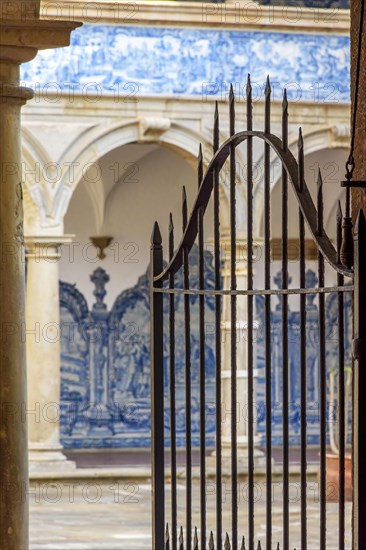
29, 478, 352, 549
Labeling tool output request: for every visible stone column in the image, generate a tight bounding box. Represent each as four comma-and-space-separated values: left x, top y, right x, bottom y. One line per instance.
0, 3, 80, 546
219, 239, 265, 474
25, 236, 75, 471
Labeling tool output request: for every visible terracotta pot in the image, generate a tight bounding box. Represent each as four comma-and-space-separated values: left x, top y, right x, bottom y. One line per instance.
324, 452, 352, 502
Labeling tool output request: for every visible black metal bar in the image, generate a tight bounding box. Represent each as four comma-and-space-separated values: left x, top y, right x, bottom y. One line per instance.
298, 128, 307, 550
166, 523, 171, 550
214, 101, 223, 550
336, 201, 345, 550
169, 213, 178, 550
229, 83, 238, 550
154, 286, 352, 297
246, 74, 255, 550
183, 187, 192, 550
281, 89, 289, 550
150, 221, 165, 550
317, 170, 326, 550
198, 203, 206, 550
352, 209, 366, 550
264, 75, 272, 550
340, 180, 366, 188
179, 526, 184, 550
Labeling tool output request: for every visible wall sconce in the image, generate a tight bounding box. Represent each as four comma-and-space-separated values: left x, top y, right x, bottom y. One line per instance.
90, 236, 113, 260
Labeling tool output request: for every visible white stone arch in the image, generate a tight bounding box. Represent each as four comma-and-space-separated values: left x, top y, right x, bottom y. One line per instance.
21, 128, 52, 234
48, 119, 235, 233
254, 125, 351, 238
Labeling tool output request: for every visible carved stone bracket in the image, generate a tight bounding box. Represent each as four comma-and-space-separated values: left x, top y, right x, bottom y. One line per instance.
138, 116, 171, 142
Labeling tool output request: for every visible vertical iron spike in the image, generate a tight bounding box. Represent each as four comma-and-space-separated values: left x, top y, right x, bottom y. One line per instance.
336, 201, 343, 263
246, 73, 253, 131
276, 544, 280, 550
265, 75, 271, 97
229, 83, 235, 136
224, 533, 231, 550
209, 531, 215, 550
257, 541, 262, 550
240, 536, 246, 550
317, 169, 324, 236
179, 526, 184, 550
198, 144, 203, 189
193, 527, 198, 550
298, 127, 304, 192
246, 73, 252, 97
355, 208, 366, 235
182, 186, 187, 231
214, 101, 219, 153
282, 88, 288, 151
151, 221, 162, 246
166, 523, 170, 550
265, 76, 271, 134
169, 213, 174, 260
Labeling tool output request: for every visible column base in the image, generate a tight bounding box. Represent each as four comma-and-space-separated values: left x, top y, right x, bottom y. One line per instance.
207, 444, 267, 476
29, 443, 76, 473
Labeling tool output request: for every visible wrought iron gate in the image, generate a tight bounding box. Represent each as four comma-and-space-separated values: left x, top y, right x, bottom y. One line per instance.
150, 76, 366, 549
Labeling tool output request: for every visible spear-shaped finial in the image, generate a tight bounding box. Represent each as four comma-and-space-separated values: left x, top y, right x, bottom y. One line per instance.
224, 532, 231, 550
265, 75, 271, 97
229, 83, 235, 135
240, 536, 246, 550
257, 541, 262, 550
165, 523, 170, 550
193, 526, 198, 550
336, 200, 343, 262
247, 74, 253, 130
264, 75, 271, 133
214, 100, 220, 153
282, 88, 288, 150
246, 73, 252, 97
317, 169, 324, 236
229, 82, 235, 102
169, 212, 174, 259
298, 127, 304, 192
182, 186, 187, 231
151, 221, 162, 245
179, 526, 184, 550
198, 143, 203, 189
355, 208, 366, 237
209, 531, 215, 550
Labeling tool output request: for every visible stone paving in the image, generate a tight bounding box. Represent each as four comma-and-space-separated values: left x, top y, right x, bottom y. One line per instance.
29, 478, 352, 550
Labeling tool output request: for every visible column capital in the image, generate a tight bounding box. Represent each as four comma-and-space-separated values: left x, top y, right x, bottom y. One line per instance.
25, 234, 74, 260
0, 16, 81, 102
0, 20, 81, 64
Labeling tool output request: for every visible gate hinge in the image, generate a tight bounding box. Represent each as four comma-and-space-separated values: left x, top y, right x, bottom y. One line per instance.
352, 338, 366, 360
